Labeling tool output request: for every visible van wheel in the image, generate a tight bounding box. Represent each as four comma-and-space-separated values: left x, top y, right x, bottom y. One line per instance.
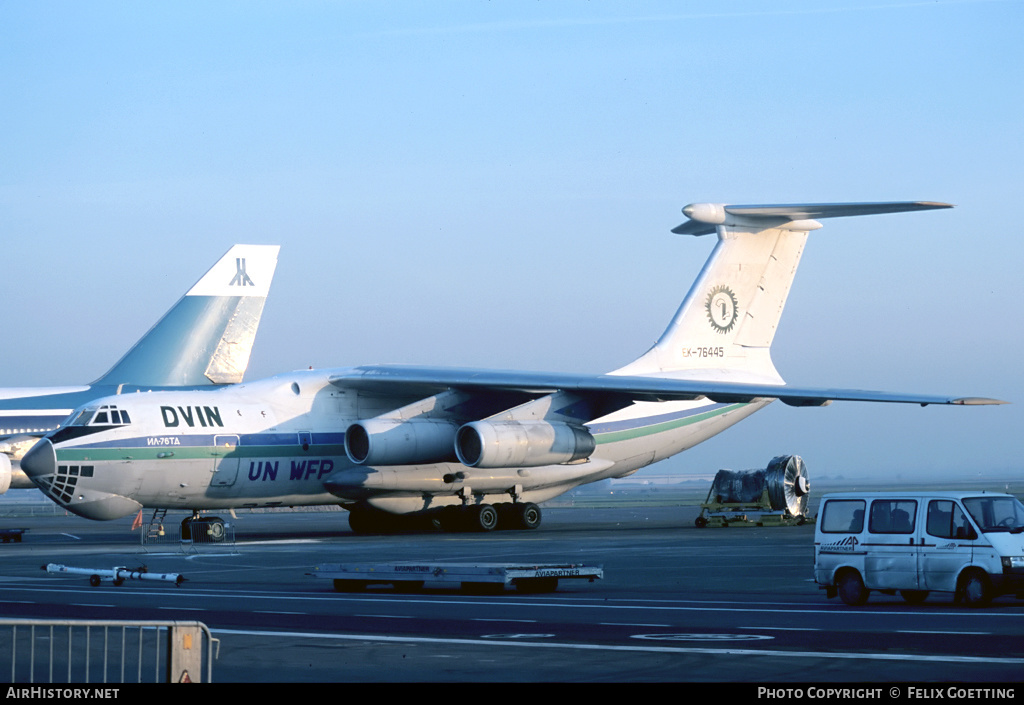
900, 590, 929, 604
837, 570, 869, 606
958, 571, 992, 607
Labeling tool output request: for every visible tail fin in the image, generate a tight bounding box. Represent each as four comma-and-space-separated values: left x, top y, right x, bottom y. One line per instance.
617, 202, 951, 382
92, 244, 280, 387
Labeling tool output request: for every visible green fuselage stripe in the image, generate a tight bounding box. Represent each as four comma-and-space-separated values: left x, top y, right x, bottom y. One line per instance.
593, 403, 745, 445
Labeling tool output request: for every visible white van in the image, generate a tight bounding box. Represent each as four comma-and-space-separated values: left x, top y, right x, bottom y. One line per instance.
814, 491, 1024, 606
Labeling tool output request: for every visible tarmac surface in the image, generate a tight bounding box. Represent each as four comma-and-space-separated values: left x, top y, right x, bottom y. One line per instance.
1, 494, 1023, 684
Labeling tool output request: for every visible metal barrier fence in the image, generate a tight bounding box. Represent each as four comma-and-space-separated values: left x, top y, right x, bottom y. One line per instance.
2, 620, 218, 683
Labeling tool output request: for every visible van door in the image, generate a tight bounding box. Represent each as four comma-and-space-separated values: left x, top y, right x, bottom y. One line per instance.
921, 499, 975, 592
864, 499, 920, 590
815, 498, 867, 586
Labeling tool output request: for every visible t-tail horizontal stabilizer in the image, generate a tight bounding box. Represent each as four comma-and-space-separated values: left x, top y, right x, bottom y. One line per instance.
671, 201, 953, 236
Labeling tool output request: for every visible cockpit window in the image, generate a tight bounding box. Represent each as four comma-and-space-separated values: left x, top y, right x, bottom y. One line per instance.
69, 405, 132, 428
69, 409, 94, 426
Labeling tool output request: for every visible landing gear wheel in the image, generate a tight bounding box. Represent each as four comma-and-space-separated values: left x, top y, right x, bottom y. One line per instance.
347, 508, 385, 534
837, 570, 869, 606
469, 504, 499, 532
205, 518, 226, 542
900, 590, 929, 604
511, 502, 541, 530
181, 516, 226, 542
432, 506, 463, 532
89, 574, 101, 587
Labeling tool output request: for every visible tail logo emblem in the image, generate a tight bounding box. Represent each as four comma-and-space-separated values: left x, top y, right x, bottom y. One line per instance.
705, 285, 739, 333
229, 258, 255, 287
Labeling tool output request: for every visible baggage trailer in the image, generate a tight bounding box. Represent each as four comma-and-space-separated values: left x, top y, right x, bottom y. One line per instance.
310, 562, 603, 594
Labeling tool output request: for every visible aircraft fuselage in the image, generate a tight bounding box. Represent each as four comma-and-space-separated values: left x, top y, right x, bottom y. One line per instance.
22, 368, 761, 521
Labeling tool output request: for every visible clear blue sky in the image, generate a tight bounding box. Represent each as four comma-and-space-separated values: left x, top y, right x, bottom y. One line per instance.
2, 1, 1021, 480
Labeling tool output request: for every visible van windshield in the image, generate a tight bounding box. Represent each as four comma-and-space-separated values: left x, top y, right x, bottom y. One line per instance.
962, 496, 1024, 533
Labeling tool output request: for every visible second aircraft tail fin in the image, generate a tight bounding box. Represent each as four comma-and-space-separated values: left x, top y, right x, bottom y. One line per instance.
92, 244, 280, 388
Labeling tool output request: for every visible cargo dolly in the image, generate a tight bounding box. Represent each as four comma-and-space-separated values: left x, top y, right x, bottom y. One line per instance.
310, 562, 603, 594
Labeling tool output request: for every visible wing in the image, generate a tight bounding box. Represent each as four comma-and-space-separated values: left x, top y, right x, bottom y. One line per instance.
332, 364, 1005, 408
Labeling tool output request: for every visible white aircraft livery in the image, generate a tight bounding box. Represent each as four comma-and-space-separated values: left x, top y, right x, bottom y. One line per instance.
0, 244, 279, 494
20, 203, 1004, 534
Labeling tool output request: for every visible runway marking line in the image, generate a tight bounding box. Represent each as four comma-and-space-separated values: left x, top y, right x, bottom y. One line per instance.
898, 630, 991, 635
740, 626, 821, 631
210, 628, 1024, 665
11, 585, 1024, 619
254, 610, 304, 615
473, 618, 537, 623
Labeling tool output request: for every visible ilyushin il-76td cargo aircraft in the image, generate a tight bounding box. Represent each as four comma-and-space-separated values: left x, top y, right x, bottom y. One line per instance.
21, 202, 1005, 535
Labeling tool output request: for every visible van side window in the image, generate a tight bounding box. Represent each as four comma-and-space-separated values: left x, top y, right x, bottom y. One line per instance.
927, 500, 971, 540
869, 499, 917, 534
820, 499, 865, 533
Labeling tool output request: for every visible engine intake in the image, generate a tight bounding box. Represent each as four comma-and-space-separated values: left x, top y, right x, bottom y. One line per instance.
345, 419, 458, 466
455, 420, 595, 469
0, 454, 11, 494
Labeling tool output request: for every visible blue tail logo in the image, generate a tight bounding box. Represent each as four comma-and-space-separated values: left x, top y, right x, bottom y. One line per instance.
229, 257, 255, 287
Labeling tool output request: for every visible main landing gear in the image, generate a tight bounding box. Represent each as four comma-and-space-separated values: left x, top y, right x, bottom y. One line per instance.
346, 501, 542, 535
434, 502, 542, 532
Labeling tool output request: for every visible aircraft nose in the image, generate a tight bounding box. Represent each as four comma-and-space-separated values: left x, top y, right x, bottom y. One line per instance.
21, 439, 56, 479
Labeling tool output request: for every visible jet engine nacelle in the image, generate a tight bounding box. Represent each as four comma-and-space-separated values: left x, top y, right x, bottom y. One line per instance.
0, 454, 11, 494
345, 418, 458, 466
455, 420, 596, 469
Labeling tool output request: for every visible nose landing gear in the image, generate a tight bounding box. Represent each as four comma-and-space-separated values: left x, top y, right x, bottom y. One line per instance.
181, 513, 227, 542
